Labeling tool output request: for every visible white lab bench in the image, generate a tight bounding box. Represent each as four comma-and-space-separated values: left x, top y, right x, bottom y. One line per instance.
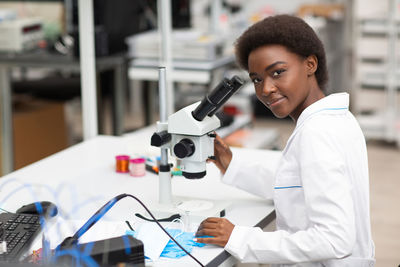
0, 126, 281, 266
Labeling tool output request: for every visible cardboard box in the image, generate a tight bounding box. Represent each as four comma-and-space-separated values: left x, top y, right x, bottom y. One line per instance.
13, 97, 69, 169
297, 4, 344, 19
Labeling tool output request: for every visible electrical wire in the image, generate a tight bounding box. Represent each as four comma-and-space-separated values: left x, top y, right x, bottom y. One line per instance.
123, 194, 205, 267
125, 221, 134, 231
0, 208, 11, 213
134, 212, 181, 222
56, 193, 205, 267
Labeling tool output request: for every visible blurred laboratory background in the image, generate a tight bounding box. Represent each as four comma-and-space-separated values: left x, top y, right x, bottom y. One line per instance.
0, 0, 399, 266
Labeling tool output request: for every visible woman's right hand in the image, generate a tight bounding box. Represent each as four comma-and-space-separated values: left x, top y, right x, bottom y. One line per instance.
208, 134, 232, 174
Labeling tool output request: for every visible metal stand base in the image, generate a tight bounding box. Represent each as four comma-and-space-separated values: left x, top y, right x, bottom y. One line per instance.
148, 197, 231, 231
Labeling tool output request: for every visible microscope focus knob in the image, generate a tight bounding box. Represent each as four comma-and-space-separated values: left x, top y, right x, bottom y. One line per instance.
174, 139, 195, 158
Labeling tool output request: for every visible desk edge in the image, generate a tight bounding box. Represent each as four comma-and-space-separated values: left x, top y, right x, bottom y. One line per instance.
205, 210, 276, 267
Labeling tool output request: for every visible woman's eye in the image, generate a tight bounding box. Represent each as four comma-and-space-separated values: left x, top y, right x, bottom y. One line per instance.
252, 78, 262, 84
272, 69, 285, 77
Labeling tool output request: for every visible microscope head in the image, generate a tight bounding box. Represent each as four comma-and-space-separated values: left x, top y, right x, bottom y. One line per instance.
167, 76, 244, 179
151, 75, 243, 179
168, 102, 220, 178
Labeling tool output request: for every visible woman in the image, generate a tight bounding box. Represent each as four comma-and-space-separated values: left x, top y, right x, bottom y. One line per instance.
195, 15, 375, 266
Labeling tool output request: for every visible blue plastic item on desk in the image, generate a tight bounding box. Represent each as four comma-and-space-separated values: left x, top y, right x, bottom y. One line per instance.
126, 228, 209, 259
160, 229, 206, 259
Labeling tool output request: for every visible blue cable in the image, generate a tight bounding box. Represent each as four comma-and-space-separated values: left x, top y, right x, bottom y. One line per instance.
55, 193, 205, 267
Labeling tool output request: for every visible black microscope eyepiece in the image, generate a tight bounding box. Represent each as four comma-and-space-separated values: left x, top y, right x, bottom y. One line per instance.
191, 76, 244, 121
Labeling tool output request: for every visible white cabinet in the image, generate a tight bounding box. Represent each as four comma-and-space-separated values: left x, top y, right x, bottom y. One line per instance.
353, 0, 400, 145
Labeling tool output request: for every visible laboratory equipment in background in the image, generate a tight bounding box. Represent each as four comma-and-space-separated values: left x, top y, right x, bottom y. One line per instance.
0, 9, 16, 22
0, 17, 43, 52
126, 29, 231, 61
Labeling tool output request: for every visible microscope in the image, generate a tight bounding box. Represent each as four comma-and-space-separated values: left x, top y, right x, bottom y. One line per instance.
151, 75, 244, 179
150, 67, 243, 223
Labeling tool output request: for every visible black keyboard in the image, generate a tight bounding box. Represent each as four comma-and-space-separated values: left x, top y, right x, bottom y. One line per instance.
0, 213, 41, 262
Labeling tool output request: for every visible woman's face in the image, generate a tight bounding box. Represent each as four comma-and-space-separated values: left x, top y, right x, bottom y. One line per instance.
248, 44, 322, 121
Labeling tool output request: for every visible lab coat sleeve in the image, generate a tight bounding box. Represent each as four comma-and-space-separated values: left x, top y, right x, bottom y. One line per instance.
224, 125, 356, 264
221, 151, 276, 200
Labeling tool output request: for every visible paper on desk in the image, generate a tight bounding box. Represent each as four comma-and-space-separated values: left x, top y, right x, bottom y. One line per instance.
31, 217, 128, 250
135, 222, 170, 262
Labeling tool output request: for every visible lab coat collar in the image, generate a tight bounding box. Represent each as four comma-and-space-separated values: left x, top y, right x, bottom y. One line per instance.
296, 92, 349, 128
283, 93, 349, 154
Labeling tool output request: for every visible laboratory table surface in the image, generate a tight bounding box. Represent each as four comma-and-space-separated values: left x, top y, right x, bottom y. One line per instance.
0, 126, 281, 266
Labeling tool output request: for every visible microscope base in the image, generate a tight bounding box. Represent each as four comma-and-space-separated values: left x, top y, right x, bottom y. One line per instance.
149, 197, 231, 230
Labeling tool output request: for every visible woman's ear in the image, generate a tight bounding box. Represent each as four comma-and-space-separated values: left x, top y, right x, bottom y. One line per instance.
306, 55, 318, 76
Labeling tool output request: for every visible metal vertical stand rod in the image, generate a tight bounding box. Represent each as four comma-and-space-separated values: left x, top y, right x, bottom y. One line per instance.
157, 0, 174, 204
159, 67, 168, 123
157, 0, 174, 116
0, 66, 13, 174
158, 67, 172, 205
78, 0, 98, 140
64, 0, 73, 34
210, 0, 222, 34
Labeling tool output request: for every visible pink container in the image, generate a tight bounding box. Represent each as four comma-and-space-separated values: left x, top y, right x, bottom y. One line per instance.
130, 158, 146, 177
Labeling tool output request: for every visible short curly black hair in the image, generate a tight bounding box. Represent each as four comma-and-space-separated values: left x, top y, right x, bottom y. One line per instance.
235, 14, 328, 91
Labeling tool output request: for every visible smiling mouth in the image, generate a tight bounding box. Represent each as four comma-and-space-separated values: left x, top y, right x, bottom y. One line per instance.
267, 97, 285, 106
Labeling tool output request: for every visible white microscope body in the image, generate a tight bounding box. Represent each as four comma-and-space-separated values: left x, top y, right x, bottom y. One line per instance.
151, 73, 243, 221
152, 75, 243, 179
168, 101, 220, 178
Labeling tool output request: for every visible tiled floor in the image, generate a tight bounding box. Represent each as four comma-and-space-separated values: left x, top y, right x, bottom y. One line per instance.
367, 140, 400, 267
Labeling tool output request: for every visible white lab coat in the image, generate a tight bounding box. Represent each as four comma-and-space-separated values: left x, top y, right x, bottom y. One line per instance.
222, 93, 375, 266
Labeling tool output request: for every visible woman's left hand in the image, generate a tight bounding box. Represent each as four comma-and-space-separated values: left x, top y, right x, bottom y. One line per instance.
195, 217, 235, 247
